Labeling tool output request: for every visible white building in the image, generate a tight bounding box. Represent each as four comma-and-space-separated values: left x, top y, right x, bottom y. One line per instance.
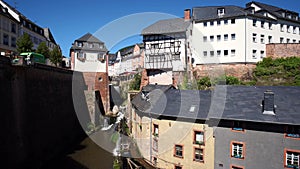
70, 33, 107, 72
191, 1, 300, 66
141, 11, 192, 85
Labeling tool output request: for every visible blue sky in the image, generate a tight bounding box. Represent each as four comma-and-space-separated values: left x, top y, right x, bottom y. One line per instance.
5, 0, 300, 56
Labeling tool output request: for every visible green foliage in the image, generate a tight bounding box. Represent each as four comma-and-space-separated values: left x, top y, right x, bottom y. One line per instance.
197, 75, 241, 89
16, 33, 33, 53
254, 57, 300, 86
129, 73, 141, 90
178, 74, 198, 90
36, 42, 50, 58
113, 159, 121, 169
49, 46, 62, 67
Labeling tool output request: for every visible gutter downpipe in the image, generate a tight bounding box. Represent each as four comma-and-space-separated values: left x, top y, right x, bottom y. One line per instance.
245, 15, 247, 64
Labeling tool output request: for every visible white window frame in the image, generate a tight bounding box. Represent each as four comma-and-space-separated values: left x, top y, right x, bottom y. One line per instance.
286, 151, 299, 168
232, 143, 244, 159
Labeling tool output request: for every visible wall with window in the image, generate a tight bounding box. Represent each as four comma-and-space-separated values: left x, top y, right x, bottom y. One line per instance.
213, 120, 300, 169
130, 111, 215, 169
0, 15, 19, 54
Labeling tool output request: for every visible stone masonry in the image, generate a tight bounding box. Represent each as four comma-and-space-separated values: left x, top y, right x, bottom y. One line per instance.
266, 43, 300, 59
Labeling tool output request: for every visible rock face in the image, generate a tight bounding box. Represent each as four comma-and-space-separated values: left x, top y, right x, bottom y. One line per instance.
266, 43, 300, 59
193, 63, 256, 80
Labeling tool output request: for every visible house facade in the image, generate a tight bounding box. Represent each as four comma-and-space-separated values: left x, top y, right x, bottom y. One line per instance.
0, 0, 59, 56
129, 85, 300, 169
207, 86, 300, 169
130, 85, 215, 169
191, 1, 300, 66
70, 33, 110, 118
141, 10, 192, 86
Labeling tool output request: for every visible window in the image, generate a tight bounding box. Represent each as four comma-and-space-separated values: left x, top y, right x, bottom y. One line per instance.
217, 50, 221, 57
217, 8, 225, 16
11, 23, 16, 33
224, 50, 228, 56
293, 39, 297, 43
194, 148, 204, 162
153, 157, 157, 166
217, 20, 221, 25
231, 50, 236, 57
210, 51, 214, 57
231, 165, 244, 169
252, 50, 257, 59
153, 139, 158, 151
224, 34, 228, 41
194, 131, 204, 145
224, 20, 228, 25
77, 52, 86, 61
286, 126, 300, 139
203, 51, 207, 57
253, 19, 257, 26
294, 27, 297, 34
268, 36, 273, 43
174, 145, 183, 158
253, 33, 257, 43
210, 35, 214, 42
231, 142, 245, 159
261, 35, 265, 44
261, 50, 265, 58
204, 22, 207, 27
232, 121, 244, 131
268, 22, 272, 29
217, 35, 221, 41
3, 34, 9, 45
287, 25, 291, 33
285, 149, 300, 168
281, 24, 284, 32
11, 37, 16, 47
89, 43, 93, 48
280, 37, 284, 43
261, 21, 265, 28
231, 19, 235, 24
175, 165, 182, 169
203, 36, 207, 42
231, 34, 236, 40
153, 124, 159, 137
151, 43, 159, 49
287, 38, 290, 43
77, 42, 83, 47
210, 21, 214, 26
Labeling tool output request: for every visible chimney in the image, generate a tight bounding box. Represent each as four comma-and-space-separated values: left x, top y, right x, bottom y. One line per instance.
262, 90, 276, 115
184, 9, 191, 21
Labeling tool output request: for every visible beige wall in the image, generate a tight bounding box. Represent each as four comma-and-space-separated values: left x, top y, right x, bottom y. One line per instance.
131, 109, 214, 169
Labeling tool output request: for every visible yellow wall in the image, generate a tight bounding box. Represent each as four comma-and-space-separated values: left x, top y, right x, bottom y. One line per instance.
131, 109, 215, 169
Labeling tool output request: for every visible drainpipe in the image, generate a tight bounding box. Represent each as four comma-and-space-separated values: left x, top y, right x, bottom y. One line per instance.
244, 15, 247, 64
149, 115, 153, 163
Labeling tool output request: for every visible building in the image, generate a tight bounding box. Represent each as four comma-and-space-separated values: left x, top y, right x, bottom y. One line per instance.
191, 1, 300, 78
70, 33, 110, 118
130, 84, 215, 169
118, 43, 144, 76
208, 86, 300, 169
129, 85, 300, 169
0, 0, 59, 56
141, 10, 192, 86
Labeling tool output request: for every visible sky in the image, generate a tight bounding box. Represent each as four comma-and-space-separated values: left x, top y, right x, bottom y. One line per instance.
4, 0, 300, 56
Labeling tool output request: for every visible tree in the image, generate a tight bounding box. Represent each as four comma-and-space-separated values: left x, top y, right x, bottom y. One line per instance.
36, 42, 50, 58
129, 73, 141, 90
49, 46, 62, 67
16, 33, 33, 53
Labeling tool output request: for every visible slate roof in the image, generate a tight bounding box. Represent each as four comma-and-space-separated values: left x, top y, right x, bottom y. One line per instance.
141, 18, 190, 35
76, 33, 104, 43
193, 6, 248, 21
131, 85, 300, 125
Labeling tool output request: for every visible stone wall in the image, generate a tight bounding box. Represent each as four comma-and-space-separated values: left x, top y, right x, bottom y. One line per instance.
266, 43, 300, 59
193, 63, 256, 80
0, 57, 89, 169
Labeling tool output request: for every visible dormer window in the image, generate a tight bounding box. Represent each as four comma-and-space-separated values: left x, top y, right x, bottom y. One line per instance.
77, 42, 83, 47
217, 8, 225, 16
